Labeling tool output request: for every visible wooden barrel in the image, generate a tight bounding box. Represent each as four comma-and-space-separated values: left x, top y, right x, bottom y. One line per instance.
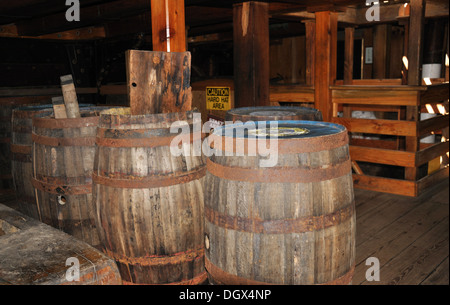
0, 97, 49, 192
0, 103, 14, 191
225, 106, 323, 122
11, 104, 53, 219
31, 107, 106, 248
11, 104, 94, 219
93, 107, 206, 285
204, 120, 355, 285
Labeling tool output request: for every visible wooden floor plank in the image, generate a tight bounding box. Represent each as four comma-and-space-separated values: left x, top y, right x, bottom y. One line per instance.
421, 256, 449, 285
370, 217, 449, 285
354, 178, 449, 285
354, 203, 449, 284
355, 193, 422, 247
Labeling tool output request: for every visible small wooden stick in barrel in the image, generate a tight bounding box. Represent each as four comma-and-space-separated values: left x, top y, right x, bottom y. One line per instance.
51, 96, 67, 119
60, 74, 81, 118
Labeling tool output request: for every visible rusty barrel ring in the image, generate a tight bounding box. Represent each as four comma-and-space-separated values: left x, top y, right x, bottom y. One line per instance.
95, 127, 204, 148
207, 129, 348, 155
93, 166, 206, 189
205, 257, 354, 285
206, 158, 351, 184
10, 143, 32, 155
205, 202, 354, 234
98, 108, 199, 127
105, 246, 206, 285
31, 177, 92, 195
32, 133, 96, 147
32, 115, 100, 129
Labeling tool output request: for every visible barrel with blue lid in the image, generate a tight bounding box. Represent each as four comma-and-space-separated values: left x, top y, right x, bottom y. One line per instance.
204, 120, 356, 285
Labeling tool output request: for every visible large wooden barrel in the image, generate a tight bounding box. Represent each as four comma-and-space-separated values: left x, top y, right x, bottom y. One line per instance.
0, 103, 14, 191
31, 107, 106, 248
11, 104, 94, 219
0, 97, 49, 193
226, 106, 323, 122
11, 104, 53, 219
93, 108, 206, 285
204, 120, 356, 285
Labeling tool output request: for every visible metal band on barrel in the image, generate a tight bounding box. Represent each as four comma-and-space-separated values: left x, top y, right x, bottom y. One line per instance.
95, 130, 204, 148
205, 257, 354, 285
10, 143, 32, 155
92, 166, 206, 189
32, 133, 96, 147
104, 247, 204, 267
207, 130, 348, 155
205, 203, 354, 234
31, 177, 92, 195
121, 272, 207, 286
206, 158, 351, 183
32, 116, 99, 129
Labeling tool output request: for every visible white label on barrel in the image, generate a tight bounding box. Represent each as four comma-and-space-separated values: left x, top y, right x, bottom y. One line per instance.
248, 127, 310, 137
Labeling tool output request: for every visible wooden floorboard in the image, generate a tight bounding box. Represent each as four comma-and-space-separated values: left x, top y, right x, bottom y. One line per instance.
353, 178, 449, 285
1, 177, 448, 285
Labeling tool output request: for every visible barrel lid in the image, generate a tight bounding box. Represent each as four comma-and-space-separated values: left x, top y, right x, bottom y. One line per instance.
212, 120, 346, 139
226, 106, 322, 120
14, 103, 94, 112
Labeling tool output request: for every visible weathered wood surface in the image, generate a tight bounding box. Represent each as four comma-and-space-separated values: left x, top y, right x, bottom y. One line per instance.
93, 107, 206, 285
126, 50, 192, 115
353, 179, 449, 285
60, 75, 81, 118
233, 1, 270, 108
11, 104, 53, 219
225, 106, 322, 122
314, 10, 338, 122
31, 107, 105, 248
204, 121, 355, 285
0, 203, 122, 285
150, 0, 186, 52
1, 97, 51, 193
51, 96, 68, 119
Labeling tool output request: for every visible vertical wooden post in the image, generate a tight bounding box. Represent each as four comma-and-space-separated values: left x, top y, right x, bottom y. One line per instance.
401, 21, 409, 85
405, 0, 426, 182
151, 0, 186, 52
363, 28, 373, 79
373, 24, 390, 79
344, 27, 355, 85
314, 11, 338, 122
233, 1, 270, 108
407, 0, 426, 86
304, 20, 315, 86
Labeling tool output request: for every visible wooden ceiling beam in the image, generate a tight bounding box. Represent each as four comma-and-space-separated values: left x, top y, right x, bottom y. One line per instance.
276, 1, 449, 26
7, 0, 151, 37
0, 24, 106, 40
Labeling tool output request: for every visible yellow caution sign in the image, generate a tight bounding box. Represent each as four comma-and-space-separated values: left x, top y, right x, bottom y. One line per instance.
206, 87, 231, 111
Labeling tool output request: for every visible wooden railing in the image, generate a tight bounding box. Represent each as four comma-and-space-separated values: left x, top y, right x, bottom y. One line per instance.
268, 80, 449, 197
331, 82, 449, 197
